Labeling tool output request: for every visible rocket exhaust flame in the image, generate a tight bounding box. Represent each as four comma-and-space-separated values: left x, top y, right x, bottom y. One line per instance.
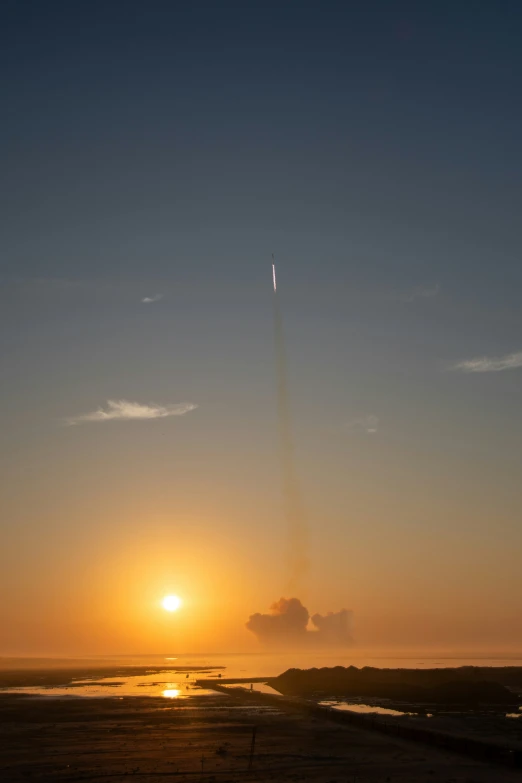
271, 256, 308, 588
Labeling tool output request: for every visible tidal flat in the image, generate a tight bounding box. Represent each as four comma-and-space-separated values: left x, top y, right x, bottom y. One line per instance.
1, 665, 522, 782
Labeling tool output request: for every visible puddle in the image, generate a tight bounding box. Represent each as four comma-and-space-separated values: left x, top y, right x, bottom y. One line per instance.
320, 700, 419, 717
224, 682, 282, 696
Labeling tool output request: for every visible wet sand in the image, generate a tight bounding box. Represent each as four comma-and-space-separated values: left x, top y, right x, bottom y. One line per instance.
1, 692, 522, 782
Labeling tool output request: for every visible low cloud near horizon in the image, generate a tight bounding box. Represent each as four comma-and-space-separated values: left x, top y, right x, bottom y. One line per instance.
142, 294, 163, 304
246, 597, 353, 647
451, 351, 522, 373
65, 399, 197, 425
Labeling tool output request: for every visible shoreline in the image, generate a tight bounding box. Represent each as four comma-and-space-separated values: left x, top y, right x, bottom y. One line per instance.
2, 663, 522, 778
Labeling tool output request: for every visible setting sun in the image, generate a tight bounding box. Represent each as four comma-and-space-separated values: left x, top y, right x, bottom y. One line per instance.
162, 595, 182, 612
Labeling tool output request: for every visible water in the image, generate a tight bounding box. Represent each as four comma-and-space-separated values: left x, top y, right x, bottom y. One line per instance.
222, 682, 283, 696
0, 669, 224, 699
2, 651, 522, 703
101, 651, 522, 672
5, 651, 522, 674
319, 700, 420, 717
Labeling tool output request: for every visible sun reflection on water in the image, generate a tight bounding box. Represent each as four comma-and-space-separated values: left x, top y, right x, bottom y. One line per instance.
163, 688, 181, 699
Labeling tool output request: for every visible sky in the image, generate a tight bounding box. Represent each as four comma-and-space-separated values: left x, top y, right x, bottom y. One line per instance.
2, 1, 522, 656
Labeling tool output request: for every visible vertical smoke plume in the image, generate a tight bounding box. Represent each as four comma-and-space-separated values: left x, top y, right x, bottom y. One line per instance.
272, 256, 309, 589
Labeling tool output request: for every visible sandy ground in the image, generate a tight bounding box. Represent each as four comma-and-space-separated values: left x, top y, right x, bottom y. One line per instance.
1, 693, 521, 783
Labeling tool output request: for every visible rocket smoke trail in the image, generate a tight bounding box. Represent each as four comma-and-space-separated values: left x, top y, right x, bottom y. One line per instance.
271, 255, 309, 588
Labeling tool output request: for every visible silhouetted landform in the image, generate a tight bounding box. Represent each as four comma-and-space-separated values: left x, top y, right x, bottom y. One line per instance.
59, 680, 125, 688
0, 657, 121, 669
270, 666, 522, 705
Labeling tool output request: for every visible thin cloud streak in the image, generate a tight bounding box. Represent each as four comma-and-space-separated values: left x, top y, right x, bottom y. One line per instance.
451, 351, 522, 373
346, 415, 378, 434
400, 283, 440, 303
65, 399, 197, 425
142, 294, 163, 303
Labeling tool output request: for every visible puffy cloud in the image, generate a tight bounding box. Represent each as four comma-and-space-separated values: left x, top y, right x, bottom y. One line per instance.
311, 609, 353, 645
65, 399, 197, 425
246, 598, 353, 647
246, 598, 309, 641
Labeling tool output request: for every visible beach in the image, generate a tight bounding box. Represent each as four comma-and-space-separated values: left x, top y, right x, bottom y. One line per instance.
2, 686, 522, 782
2, 659, 522, 781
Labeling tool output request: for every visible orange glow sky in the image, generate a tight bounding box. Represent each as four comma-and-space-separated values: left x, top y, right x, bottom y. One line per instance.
2, 397, 522, 656
2, 4, 522, 657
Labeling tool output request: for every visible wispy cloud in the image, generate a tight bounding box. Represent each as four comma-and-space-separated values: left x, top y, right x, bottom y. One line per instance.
141, 294, 163, 304
65, 399, 197, 425
345, 414, 379, 434
450, 351, 522, 373
399, 283, 440, 303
